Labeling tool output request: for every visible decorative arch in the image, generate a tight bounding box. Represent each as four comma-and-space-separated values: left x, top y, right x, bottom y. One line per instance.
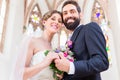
24, 0, 35, 32
91, 0, 106, 24
28, 4, 42, 30
24, 3, 43, 37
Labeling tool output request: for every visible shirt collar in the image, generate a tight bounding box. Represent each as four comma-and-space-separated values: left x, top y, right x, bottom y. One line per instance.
68, 24, 81, 40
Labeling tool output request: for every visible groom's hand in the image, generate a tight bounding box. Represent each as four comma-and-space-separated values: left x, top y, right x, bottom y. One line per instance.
54, 52, 70, 73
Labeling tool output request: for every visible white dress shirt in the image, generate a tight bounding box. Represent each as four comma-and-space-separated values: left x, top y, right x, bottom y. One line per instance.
67, 24, 81, 74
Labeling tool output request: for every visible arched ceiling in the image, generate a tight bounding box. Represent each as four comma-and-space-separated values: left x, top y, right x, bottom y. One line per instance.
24, 0, 108, 25
26, 0, 79, 15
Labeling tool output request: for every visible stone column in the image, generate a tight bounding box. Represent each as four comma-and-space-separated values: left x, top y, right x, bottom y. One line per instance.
2, 0, 24, 80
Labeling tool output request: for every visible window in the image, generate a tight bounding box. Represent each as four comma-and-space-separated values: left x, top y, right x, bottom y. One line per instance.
24, 4, 42, 36
91, 0, 112, 65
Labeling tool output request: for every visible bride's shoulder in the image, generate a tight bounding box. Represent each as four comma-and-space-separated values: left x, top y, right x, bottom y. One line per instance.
29, 36, 43, 44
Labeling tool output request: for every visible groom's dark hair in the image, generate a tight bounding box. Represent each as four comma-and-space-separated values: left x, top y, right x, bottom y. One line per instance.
62, 0, 81, 13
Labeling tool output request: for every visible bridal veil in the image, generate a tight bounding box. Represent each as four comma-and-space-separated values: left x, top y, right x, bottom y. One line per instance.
9, 35, 32, 80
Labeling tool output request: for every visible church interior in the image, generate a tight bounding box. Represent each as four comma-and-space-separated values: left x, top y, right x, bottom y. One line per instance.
0, 0, 120, 80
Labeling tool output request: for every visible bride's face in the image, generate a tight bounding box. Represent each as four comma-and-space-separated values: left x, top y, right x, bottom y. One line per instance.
43, 13, 62, 34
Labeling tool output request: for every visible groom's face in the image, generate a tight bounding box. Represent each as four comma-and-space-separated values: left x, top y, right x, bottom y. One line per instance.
62, 4, 80, 31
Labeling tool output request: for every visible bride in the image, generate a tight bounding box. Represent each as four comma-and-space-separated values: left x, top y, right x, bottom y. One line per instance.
11, 10, 63, 80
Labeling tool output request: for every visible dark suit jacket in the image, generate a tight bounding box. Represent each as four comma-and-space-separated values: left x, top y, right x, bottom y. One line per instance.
63, 22, 109, 80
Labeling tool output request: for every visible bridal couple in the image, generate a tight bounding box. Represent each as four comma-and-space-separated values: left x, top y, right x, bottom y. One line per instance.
12, 1, 109, 80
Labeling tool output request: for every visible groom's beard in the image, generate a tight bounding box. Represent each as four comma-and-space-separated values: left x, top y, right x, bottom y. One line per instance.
63, 17, 80, 31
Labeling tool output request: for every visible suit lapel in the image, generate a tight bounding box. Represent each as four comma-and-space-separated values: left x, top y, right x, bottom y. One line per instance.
71, 25, 84, 42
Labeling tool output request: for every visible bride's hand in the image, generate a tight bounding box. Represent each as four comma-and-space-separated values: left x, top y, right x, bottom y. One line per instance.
45, 51, 59, 64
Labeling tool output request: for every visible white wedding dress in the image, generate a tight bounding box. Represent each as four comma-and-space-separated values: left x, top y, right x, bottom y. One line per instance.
9, 36, 55, 80
29, 51, 54, 80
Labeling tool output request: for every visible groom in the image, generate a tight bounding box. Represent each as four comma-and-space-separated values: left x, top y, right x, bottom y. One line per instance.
55, 0, 109, 80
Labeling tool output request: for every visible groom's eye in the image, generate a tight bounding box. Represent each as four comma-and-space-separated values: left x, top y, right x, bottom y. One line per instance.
63, 11, 67, 16
70, 9, 76, 14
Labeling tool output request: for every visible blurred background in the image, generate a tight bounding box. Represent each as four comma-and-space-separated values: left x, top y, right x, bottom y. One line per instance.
0, 0, 120, 80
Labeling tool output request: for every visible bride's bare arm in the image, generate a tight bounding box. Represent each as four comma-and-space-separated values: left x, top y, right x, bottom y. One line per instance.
23, 40, 58, 80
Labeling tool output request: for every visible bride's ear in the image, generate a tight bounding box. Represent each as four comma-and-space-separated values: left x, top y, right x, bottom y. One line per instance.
41, 20, 47, 30
42, 20, 46, 26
